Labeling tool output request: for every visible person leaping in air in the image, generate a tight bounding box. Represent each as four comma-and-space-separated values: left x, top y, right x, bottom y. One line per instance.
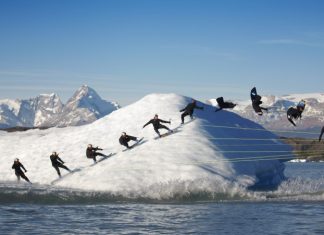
50, 152, 71, 177
12, 158, 31, 183
180, 99, 204, 124
143, 114, 172, 138
119, 132, 139, 149
215, 97, 236, 112
287, 100, 306, 127
250, 87, 268, 115
319, 126, 324, 142
86, 144, 107, 163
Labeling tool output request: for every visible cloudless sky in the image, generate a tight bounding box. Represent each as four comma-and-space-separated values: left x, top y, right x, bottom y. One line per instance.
0, 0, 324, 105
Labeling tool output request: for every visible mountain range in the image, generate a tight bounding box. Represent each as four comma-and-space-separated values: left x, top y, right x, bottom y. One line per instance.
0, 85, 119, 128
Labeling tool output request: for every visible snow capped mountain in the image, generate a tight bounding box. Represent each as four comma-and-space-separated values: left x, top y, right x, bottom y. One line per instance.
0, 85, 119, 128
208, 93, 324, 137
0, 93, 292, 199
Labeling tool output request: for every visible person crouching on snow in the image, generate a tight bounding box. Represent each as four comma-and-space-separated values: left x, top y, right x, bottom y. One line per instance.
180, 99, 204, 124
86, 144, 107, 163
119, 132, 138, 149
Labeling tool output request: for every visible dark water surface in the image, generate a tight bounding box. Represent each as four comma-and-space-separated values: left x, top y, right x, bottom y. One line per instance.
1, 163, 324, 234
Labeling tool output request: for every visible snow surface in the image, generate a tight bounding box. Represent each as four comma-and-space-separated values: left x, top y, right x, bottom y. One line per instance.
0, 94, 293, 199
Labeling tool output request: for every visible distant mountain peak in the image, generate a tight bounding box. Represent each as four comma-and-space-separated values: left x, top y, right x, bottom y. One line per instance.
0, 86, 119, 128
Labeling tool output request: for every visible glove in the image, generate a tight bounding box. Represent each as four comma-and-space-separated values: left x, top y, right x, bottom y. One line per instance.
25, 170, 27, 173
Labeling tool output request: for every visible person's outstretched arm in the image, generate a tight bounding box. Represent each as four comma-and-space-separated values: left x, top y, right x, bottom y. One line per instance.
159, 119, 170, 124
57, 156, 64, 164
143, 120, 152, 128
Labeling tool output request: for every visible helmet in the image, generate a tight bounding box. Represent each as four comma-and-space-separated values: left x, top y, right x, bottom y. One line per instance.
154, 114, 158, 118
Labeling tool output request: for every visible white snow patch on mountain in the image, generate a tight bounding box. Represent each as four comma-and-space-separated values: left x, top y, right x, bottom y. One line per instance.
0, 85, 119, 128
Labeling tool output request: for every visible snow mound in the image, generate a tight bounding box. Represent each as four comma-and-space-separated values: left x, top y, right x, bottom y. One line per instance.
0, 93, 293, 199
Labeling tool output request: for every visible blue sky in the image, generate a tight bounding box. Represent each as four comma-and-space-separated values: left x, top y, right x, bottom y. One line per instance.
0, 0, 324, 105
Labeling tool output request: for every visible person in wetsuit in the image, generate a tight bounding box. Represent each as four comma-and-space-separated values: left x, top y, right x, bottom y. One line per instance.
250, 87, 268, 115
12, 158, 31, 183
287, 100, 306, 127
119, 132, 138, 149
86, 144, 107, 163
180, 99, 204, 123
50, 152, 71, 177
143, 114, 172, 137
319, 126, 324, 142
215, 97, 236, 112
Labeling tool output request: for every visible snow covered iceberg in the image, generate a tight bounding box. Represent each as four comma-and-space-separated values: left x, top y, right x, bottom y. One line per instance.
0, 94, 293, 200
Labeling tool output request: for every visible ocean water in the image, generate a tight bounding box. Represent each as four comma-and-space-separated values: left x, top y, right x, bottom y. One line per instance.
1, 163, 324, 235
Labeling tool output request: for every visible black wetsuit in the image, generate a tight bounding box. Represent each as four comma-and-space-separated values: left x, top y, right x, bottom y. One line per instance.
119, 135, 137, 149
86, 147, 106, 163
215, 97, 236, 112
250, 87, 268, 115
180, 102, 203, 123
143, 118, 171, 136
319, 126, 324, 142
50, 154, 71, 177
287, 107, 303, 126
12, 161, 30, 183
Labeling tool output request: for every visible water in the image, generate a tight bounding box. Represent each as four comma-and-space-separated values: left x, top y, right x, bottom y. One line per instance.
1, 163, 324, 234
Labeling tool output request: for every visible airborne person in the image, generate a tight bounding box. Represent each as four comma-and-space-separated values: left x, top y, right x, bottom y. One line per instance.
287, 100, 306, 127
12, 158, 31, 183
250, 87, 268, 115
50, 152, 71, 177
215, 97, 236, 112
86, 144, 107, 163
119, 132, 138, 149
143, 114, 172, 137
180, 99, 204, 124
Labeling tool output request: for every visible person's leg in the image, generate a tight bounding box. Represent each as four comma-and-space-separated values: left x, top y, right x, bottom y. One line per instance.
122, 142, 130, 149
181, 112, 189, 123
159, 124, 172, 133
129, 136, 137, 141
54, 165, 61, 177
154, 128, 161, 137
58, 163, 71, 172
15, 172, 20, 181
287, 115, 296, 126
319, 127, 324, 142
20, 172, 30, 183
95, 152, 107, 159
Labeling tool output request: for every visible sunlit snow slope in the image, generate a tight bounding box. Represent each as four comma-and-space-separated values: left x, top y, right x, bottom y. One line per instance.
0, 94, 293, 199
